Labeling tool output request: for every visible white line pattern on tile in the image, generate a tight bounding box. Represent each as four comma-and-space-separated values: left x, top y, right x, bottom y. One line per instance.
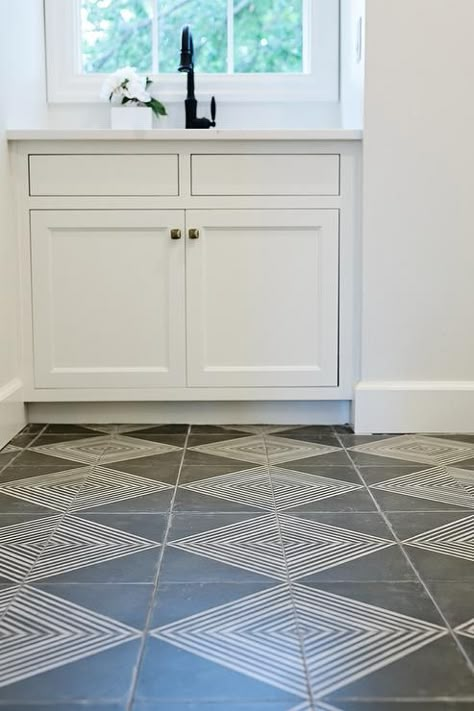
371, 465, 474, 508
454, 618, 474, 639
0, 515, 62, 581
350, 435, 474, 465
31, 435, 182, 465
151, 583, 446, 698
169, 514, 394, 580
0, 585, 140, 687
152, 585, 308, 696
188, 435, 340, 465
0, 466, 172, 512
278, 514, 395, 578
0, 515, 161, 582
295, 584, 447, 696
403, 514, 474, 562
180, 466, 362, 511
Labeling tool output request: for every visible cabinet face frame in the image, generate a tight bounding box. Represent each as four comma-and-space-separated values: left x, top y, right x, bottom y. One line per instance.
10, 139, 359, 402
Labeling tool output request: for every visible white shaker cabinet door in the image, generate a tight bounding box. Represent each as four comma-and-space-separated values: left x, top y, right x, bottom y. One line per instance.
186, 209, 339, 387
30, 210, 186, 388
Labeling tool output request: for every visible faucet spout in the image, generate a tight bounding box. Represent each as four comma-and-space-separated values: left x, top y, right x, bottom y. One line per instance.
179, 26, 194, 74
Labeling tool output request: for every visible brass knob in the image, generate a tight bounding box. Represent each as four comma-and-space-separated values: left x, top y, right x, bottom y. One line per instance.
170, 228, 182, 240
188, 228, 200, 240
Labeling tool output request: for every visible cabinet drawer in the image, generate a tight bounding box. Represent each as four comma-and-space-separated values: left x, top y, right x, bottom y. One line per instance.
191, 153, 340, 196
29, 154, 179, 196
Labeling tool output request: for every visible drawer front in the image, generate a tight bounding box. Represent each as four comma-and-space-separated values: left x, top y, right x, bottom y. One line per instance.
191, 153, 340, 196
29, 154, 179, 196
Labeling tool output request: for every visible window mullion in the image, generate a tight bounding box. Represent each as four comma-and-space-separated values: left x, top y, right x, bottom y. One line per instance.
227, 0, 234, 74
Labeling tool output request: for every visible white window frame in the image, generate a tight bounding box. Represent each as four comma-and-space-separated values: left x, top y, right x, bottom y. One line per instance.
45, 0, 339, 103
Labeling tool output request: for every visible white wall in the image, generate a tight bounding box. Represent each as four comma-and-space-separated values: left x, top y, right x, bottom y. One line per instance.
0, 0, 46, 444
355, 0, 474, 432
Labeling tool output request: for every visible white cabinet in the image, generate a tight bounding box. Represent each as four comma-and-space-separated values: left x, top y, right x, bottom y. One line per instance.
186, 210, 339, 387
30, 210, 186, 388
12, 140, 358, 402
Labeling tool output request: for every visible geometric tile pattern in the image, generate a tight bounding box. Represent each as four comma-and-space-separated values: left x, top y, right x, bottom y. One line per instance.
83, 424, 160, 434
371, 465, 474, 508
0, 515, 60, 581
403, 514, 474, 562
0, 584, 140, 687
0, 515, 160, 582
350, 435, 474, 465
180, 465, 362, 511
270, 467, 362, 509
0, 423, 472, 702
151, 583, 446, 698
169, 514, 287, 579
179, 466, 273, 508
265, 436, 341, 464
1, 444, 21, 454
279, 514, 395, 579
296, 584, 447, 696
188, 435, 340, 465
187, 436, 269, 464
169, 514, 394, 580
0, 466, 172, 512
222, 425, 301, 434
454, 618, 474, 639
152, 585, 308, 696
31, 435, 182, 465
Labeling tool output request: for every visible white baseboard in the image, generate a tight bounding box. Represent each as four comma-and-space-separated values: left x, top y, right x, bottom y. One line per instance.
354, 381, 474, 433
0, 378, 26, 448
27, 399, 351, 425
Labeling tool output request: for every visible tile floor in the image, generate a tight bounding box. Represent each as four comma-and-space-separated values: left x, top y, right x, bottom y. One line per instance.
0, 423, 473, 709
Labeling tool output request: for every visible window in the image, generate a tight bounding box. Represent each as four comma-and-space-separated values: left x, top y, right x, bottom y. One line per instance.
80, 0, 304, 75
45, 0, 339, 102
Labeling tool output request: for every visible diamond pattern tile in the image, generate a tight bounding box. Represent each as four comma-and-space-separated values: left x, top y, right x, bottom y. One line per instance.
350, 435, 474, 465
0, 516, 60, 581
371, 465, 474, 508
265, 436, 341, 464
0, 466, 172, 512
169, 513, 394, 580
188, 435, 340, 466
180, 465, 362, 511
0, 424, 472, 702
187, 436, 268, 464
0, 584, 139, 687
222, 425, 300, 435
271, 467, 362, 510
152, 585, 307, 695
31, 434, 182, 465
83, 424, 160, 434
279, 514, 394, 579
455, 618, 474, 639
1, 444, 21, 454
0, 514, 160, 582
151, 583, 446, 698
403, 514, 474, 562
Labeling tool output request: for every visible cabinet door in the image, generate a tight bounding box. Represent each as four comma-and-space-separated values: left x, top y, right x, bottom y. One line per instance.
186, 209, 339, 387
31, 210, 186, 388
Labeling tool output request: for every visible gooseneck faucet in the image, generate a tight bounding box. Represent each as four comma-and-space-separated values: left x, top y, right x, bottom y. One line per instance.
178, 26, 216, 129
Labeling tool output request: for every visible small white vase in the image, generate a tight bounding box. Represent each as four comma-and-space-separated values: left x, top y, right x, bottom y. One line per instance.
110, 106, 153, 130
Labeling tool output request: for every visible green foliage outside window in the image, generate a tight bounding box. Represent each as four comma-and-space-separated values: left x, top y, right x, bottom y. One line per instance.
81, 0, 303, 74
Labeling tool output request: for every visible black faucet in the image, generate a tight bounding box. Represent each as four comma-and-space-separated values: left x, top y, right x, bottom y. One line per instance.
178, 26, 216, 129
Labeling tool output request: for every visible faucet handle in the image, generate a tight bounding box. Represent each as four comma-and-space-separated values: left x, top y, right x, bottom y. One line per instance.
210, 96, 216, 127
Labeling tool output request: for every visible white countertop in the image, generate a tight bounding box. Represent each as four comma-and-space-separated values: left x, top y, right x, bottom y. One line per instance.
6, 128, 362, 141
